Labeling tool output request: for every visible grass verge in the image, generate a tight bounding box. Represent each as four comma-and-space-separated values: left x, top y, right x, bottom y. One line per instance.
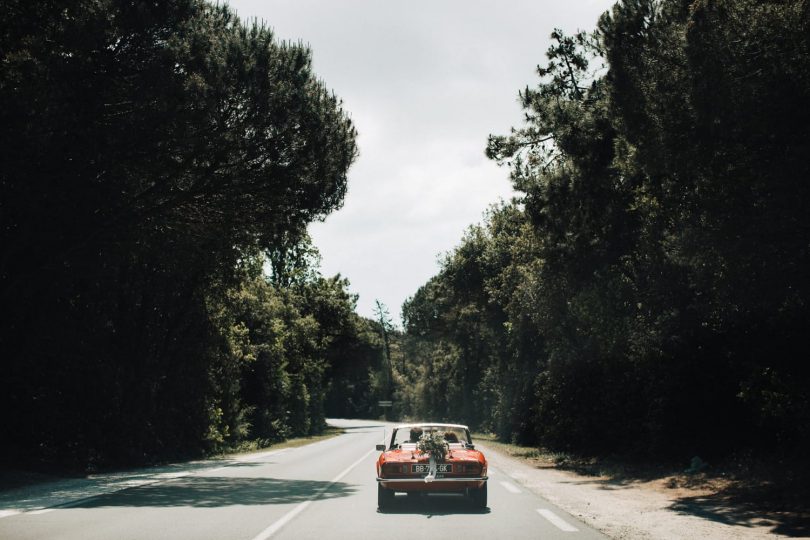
213, 426, 345, 458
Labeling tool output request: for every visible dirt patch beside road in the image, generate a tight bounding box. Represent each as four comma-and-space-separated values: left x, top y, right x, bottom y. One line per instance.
478, 440, 808, 539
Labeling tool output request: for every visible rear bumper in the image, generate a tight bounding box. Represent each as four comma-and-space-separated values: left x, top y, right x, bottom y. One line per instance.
377, 477, 487, 492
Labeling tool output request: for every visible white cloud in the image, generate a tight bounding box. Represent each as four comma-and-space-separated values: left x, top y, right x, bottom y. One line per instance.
225, 0, 616, 320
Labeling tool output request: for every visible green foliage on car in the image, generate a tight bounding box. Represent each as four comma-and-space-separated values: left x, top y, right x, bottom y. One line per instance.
417, 432, 449, 462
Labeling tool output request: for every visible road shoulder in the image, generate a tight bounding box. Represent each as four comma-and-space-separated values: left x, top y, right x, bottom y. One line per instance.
478, 442, 786, 540
0, 429, 344, 518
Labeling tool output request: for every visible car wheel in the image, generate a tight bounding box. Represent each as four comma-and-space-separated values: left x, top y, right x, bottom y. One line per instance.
377, 483, 394, 509
470, 483, 487, 508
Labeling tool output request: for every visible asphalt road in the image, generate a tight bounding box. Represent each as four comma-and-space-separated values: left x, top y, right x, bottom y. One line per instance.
0, 419, 606, 539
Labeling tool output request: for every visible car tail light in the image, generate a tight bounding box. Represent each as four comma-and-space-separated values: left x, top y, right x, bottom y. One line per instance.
382, 463, 404, 475
464, 463, 482, 474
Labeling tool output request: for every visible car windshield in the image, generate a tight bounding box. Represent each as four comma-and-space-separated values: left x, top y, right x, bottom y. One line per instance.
390, 425, 471, 448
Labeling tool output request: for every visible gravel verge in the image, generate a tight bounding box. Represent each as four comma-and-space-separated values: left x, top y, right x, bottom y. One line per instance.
478, 442, 798, 539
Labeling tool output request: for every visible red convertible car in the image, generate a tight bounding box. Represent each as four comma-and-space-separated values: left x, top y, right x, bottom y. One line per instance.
375, 423, 488, 509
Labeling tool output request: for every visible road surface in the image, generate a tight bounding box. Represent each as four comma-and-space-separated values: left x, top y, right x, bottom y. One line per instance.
0, 419, 606, 539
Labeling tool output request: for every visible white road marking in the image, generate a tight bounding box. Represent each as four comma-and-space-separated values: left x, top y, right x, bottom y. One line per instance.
22, 495, 99, 517
154, 472, 190, 480
6, 447, 293, 520
510, 470, 528, 481
250, 448, 375, 540
499, 480, 521, 494
537, 508, 579, 532
15, 469, 196, 518
239, 448, 289, 463
199, 451, 287, 474
202, 448, 292, 475
252, 499, 313, 540
26, 508, 53, 516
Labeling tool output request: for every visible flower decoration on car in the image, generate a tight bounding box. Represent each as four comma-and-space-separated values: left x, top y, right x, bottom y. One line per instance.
375, 423, 488, 509
417, 431, 449, 462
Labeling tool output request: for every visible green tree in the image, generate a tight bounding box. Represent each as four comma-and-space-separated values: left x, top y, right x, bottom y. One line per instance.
0, 0, 356, 468
401, 0, 810, 459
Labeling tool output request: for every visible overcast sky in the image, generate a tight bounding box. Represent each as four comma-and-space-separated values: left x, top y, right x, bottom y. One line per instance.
225, 0, 616, 322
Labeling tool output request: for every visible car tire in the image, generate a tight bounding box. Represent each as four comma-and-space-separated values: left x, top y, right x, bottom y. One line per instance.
377, 484, 394, 509
470, 483, 487, 508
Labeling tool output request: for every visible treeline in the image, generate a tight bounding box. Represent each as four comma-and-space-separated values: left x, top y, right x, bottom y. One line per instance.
0, 0, 383, 470
209, 255, 387, 448
397, 0, 810, 459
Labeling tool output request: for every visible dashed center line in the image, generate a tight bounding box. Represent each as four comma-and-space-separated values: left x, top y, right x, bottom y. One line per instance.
537, 508, 579, 532
250, 448, 375, 540
499, 480, 522, 494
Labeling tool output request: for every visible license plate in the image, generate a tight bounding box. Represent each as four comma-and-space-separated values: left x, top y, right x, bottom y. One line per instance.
412, 463, 452, 473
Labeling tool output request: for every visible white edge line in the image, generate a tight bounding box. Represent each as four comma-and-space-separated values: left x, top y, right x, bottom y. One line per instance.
12, 473, 193, 518
537, 508, 579, 532
239, 448, 290, 463
251, 448, 375, 540
509, 470, 527, 480
155, 472, 190, 480
14, 495, 101, 518
6, 447, 296, 519
25, 508, 54, 516
203, 449, 290, 473
499, 480, 522, 494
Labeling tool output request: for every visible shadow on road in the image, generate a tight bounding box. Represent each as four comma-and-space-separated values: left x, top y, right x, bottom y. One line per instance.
377, 493, 490, 516
71, 477, 356, 509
